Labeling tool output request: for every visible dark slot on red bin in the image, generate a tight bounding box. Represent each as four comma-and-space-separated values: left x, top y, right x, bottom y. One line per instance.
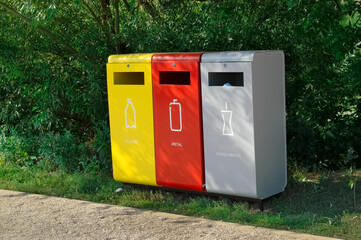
159, 72, 190, 85
152, 53, 205, 191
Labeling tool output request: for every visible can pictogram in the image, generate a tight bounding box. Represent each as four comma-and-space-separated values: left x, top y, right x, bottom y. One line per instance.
169, 99, 182, 132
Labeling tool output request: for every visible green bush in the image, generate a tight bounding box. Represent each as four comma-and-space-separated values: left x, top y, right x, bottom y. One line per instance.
0, 0, 360, 172
0, 129, 36, 167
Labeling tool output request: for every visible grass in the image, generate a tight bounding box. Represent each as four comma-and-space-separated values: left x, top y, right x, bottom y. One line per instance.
0, 161, 360, 239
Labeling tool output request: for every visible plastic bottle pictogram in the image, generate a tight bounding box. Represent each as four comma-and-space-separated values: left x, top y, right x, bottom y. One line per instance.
125, 99, 136, 129
221, 101, 233, 136
169, 99, 182, 132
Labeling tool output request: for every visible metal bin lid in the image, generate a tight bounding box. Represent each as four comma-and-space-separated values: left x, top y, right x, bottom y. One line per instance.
108, 53, 153, 63
201, 51, 275, 63
152, 53, 202, 62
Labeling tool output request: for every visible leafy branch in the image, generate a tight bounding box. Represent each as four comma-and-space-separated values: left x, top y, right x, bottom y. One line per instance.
79, 0, 103, 27
0, 2, 78, 54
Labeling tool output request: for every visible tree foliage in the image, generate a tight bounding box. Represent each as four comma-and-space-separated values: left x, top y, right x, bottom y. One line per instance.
0, 0, 360, 172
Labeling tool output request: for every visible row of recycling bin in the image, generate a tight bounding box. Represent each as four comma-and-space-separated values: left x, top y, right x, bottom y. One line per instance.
106, 51, 287, 200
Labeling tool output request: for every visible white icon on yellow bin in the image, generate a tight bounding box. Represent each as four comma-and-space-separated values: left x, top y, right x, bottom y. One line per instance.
125, 99, 136, 129
221, 101, 233, 136
169, 99, 182, 132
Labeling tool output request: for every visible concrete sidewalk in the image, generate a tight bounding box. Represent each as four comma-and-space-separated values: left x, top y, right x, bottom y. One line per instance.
0, 189, 338, 240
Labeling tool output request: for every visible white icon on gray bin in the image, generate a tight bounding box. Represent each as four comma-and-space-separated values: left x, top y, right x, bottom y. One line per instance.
221, 101, 233, 136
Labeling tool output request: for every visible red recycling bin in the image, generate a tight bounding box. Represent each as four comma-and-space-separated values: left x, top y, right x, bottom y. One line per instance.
152, 53, 205, 191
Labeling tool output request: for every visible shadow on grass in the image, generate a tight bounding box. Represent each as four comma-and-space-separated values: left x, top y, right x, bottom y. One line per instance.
269, 172, 361, 216
261, 171, 361, 237
118, 170, 361, 238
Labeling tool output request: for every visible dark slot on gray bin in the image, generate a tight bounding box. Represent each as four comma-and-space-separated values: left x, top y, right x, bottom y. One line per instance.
114, 72, 145, 85
208, 72, 244, 87
159, 71, 190, 85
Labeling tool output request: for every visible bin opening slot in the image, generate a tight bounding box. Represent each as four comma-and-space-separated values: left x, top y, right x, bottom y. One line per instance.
159, 71, 190, 85
114, 72, 144, 85
208, 72, 244, 87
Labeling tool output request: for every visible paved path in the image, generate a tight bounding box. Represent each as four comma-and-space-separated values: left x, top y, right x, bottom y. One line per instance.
0, 189, 338, 240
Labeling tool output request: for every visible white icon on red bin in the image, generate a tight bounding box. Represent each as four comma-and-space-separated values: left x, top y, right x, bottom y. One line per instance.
169, 99, 182, 132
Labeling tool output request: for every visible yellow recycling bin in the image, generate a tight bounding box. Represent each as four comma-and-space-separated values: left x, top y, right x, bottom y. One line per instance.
107, 54, 157, 186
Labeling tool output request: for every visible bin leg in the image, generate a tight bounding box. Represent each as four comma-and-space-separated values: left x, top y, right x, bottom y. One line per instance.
259, 200, 264, 212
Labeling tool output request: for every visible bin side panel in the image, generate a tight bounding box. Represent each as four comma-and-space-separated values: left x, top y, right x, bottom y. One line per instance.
201, 62, 257, 198
107, 63, 157, 186
152, 61, 204, 191
253, 52, 287, 198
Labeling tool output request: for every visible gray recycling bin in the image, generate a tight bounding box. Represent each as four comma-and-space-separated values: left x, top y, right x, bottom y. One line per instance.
200, 51, 287, 199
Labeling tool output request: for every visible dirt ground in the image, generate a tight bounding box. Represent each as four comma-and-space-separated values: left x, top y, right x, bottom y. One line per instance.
0, 189, 338, 240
